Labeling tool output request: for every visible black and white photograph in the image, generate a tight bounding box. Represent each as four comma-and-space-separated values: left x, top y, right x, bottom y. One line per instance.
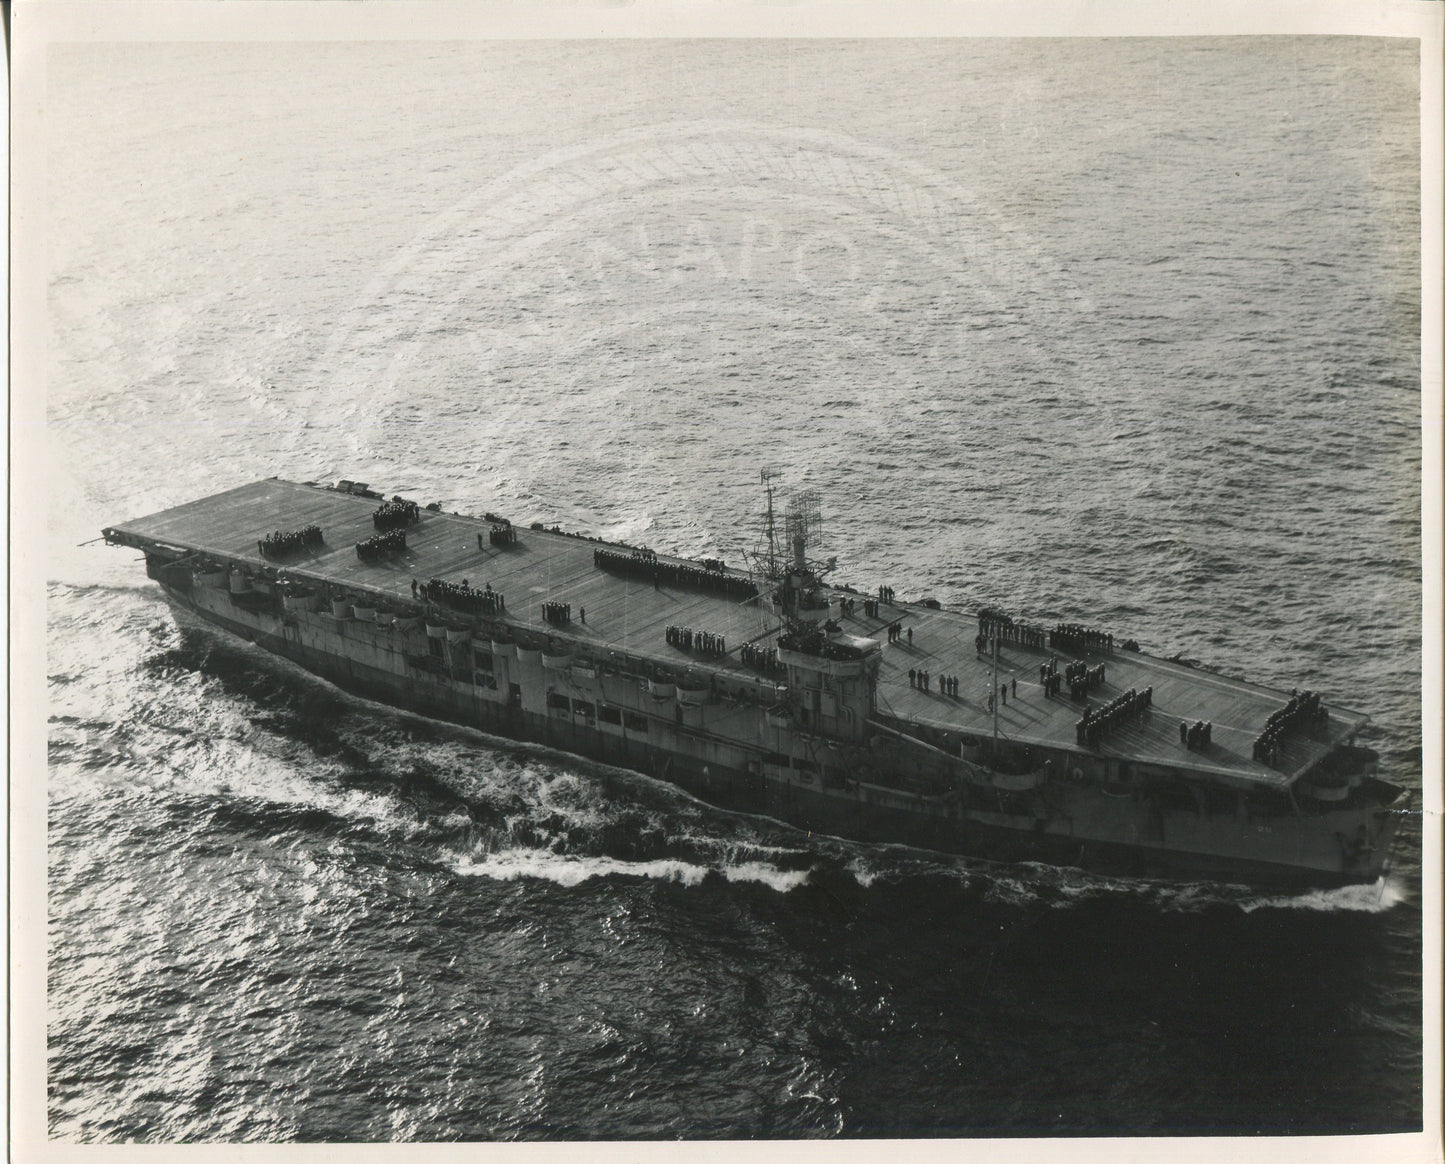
12, 0, 1441, 1154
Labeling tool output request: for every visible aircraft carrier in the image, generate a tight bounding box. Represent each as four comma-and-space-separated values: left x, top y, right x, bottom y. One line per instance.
102, 475, 1406, 887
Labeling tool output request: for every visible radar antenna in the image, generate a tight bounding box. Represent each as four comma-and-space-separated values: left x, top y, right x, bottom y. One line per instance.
784, 490, 823, 571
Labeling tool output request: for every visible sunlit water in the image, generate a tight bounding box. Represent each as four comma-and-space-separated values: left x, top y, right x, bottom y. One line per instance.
45, 38, 1421, 1140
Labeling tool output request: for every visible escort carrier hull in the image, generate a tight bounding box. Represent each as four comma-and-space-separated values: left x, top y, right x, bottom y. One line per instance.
103, 478, 1406, 888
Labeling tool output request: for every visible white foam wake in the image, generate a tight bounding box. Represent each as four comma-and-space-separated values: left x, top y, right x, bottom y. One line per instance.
447, 849, 811, 892
1238, 876, 1405, 914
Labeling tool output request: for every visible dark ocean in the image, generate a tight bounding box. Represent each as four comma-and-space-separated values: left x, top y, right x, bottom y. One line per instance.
43, 38, 1423, 1140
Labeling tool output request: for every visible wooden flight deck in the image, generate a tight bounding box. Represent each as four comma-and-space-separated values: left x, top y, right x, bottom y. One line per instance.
106, 478, 1368, 789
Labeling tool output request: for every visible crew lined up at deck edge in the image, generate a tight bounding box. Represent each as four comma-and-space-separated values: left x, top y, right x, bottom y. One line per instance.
594, 547, 758, 599
1254, 690, 1329, 767
667, 626, 728, 659
1050, 623, 1114, 654
978, 608, 1047, 649
425, 577, 505, 615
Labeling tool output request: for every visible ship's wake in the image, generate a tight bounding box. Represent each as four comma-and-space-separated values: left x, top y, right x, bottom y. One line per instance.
445, 849, 813, 893
1235, 878, 1405, 914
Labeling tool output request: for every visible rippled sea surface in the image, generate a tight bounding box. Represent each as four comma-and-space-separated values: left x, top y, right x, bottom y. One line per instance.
44, 38, 1422, 1140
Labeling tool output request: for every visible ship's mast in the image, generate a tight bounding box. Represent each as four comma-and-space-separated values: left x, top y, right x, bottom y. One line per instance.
761, 466, 779, 580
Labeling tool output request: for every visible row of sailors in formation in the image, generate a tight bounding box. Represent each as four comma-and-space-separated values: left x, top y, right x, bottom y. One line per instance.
372, 498, 420, 532
259, 524, 324, 559
876, 585, 895, 604
1252, 690, 1328, 766
666, 625, 727, 659
1270, 689, 1327, 735
356, 528, 407, 563
862, 598, 890, 618
908, 669, 964, 696
1182, 720, 1214, 752
1075, 686, 1152, 746
1252, 735, 1282, 766
1070, 662, 1106, 702
977, 606, 1014, 632
541, 600, 572, 626
1049, 624, 1114, 655
1035, 658, 1103, 699
593, 548, 758, 600
977, 611, 1048, 650
423, 577, 506, 615
739, 641, 787, 677
484, 522, 517, 548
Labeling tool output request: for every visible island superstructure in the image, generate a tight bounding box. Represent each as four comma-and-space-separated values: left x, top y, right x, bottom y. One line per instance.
103, 476, 1405, 886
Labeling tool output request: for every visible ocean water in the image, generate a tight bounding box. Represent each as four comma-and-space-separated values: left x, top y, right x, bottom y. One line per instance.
42, 38, 1423, 1140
